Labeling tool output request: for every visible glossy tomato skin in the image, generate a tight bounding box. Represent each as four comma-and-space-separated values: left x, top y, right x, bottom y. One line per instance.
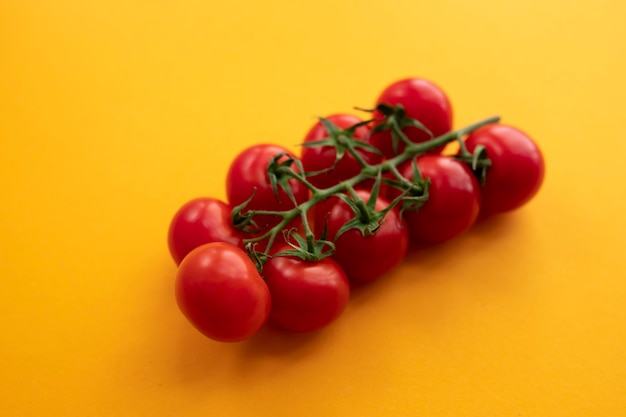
168, 197, 244, 265
263, 254, 350, 332
226, 144, 310, 230
175, 242, 271, 342
314, 190, 409, 283
301, 114, 382, 189
389, 156, 481, 243
370, 78, 453, 158
464, 124, 545, 215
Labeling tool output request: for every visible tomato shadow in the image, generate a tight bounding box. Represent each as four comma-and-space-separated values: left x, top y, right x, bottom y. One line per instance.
236, 321, 325, 358
468, 212, 518, 239
172, 309, 330, 384
403, 213, 517, 264
220, 320, 339, 382
343, 267, 404, 307
344, 212, 520, 303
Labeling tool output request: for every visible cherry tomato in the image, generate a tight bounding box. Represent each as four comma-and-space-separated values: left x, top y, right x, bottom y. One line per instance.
369, 78, 453, 158
314, 189, 409, 283
262, 252, 350, 332
175, 242, 271, 342
388, 155, 481, 243
300, 114, 382, 189
464, 124, 545, 215
168, 197, 244, 265
227, 144, 310, 230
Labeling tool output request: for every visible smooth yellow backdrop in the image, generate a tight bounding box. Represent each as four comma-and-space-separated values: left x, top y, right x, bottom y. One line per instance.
2, 1, 625, 415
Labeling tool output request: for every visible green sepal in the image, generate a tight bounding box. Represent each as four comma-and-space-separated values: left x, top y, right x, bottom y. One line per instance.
351, 138, 384, 156
453, 144, 492, 186
383, 104, 433, 136
297, 117, 384, 178
470, 145, 491, 186
231, 188, 261, 233
366, 167, 383, 210
400, 178, 430, 214
271, 228, 336, 262
266, 152, 298, 205
334, 188, 386, 239
245, 242, 270, 274
370, 104, 434, 155
335, 211, 385, 239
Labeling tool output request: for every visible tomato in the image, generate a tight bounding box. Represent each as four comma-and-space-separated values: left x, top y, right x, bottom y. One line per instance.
314, 189, 409, 283
227, 144, 310, 230
175, 242, 271, 342
369, 78, 453, 158
464, 124, 545, 215
168, 197, 244, 265
388, 155, 481, 243
262, 253, 350, 332
300, 114, 382, 189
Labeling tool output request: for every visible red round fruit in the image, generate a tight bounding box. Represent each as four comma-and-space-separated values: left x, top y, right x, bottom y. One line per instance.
301, 114, 382, 189
168, 197, 244, 265
263, 253, 350, 332
314, 189, 409, 283
389, 155, 480, 243
464, 124, 544, 215
370, 78, 453, 158
175, 242, 271, 342
226, 144, 310, 230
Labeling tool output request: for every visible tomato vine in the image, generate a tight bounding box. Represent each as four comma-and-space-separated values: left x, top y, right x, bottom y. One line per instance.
231, 108, 499, 269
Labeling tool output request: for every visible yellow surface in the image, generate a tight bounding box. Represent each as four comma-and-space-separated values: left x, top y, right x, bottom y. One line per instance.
2, 1, 625, 415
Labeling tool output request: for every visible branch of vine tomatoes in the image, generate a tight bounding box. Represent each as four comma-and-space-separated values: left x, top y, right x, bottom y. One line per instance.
231, 112, 501, 268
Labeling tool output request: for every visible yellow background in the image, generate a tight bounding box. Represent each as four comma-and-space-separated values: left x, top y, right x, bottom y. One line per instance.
2, 1, 625, 415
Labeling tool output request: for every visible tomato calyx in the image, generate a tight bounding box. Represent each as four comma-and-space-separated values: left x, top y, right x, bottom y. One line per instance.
333, 175, 398, 239
277, 230, 335, 261
245, 226, 336, 273
300, 117, 383, 177
368, 103, 434, 155
455, 137, 492, 185
266, 152, 311, 201
385, 161, 431, 216
231, 189, 263, 233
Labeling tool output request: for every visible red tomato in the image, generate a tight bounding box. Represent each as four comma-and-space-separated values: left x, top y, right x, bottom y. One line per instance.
464, 124, 545, 215
388, 155, 481, 243
314, 189, 409, 283
226, 144, 310, 230
369, 78, 453, 158
263, 253, 350, 332
175, 242, 271, 342
168, 197, 244, 265
300, 114, 382, 189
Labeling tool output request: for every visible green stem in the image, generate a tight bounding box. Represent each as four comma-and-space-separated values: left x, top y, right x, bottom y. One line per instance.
300, 208, 316, 253
384, 115, 500, 169
277, 167, 320, 193
456, 132, 472, 157
345, 184, 371, 223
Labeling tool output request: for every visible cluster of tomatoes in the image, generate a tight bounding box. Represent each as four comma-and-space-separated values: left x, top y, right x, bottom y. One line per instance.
168, 78, 545, 343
